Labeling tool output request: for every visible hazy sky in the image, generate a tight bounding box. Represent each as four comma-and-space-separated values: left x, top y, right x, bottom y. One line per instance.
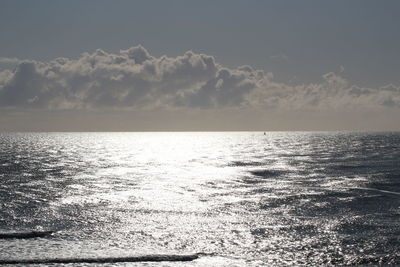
0, 0, 399, 131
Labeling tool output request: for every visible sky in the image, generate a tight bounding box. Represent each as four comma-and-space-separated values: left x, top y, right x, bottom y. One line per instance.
0, 0, 399, 131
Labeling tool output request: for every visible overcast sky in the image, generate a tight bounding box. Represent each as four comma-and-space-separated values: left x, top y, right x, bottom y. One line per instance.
0, 0, 399, 131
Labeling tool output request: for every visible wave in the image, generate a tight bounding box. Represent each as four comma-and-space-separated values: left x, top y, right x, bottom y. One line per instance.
0, 230, 54, 239
0, 254, 199, 265
249, 169, 288, 178
347, 187, 400, 196
228, 161, 265, 167
348, 254, 400, 265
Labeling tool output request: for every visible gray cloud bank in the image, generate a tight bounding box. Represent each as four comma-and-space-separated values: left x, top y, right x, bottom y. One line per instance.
1, 45, 399, 112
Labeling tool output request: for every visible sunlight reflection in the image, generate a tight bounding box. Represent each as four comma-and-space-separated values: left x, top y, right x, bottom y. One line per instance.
2, 132, 398, 265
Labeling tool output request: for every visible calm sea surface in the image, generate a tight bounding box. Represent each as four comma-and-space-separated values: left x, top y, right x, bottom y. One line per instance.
0, 132, 399, 266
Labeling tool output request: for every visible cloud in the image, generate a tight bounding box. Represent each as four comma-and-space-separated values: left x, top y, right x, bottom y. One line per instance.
270, 53, 289, 61
0, 57, 20, 64
0, 45, 399, 111
0, 57, 21, 72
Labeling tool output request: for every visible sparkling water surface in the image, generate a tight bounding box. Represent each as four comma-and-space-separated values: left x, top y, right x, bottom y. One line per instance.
0, 132, 399, 266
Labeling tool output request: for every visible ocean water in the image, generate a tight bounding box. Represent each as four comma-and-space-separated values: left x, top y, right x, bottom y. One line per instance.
0, 132, 399, 266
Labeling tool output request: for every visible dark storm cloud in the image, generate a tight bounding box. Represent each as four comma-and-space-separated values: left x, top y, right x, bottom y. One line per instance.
0, 45, 399, 111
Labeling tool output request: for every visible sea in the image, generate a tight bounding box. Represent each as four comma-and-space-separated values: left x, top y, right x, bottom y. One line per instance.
0, 132, 399, 266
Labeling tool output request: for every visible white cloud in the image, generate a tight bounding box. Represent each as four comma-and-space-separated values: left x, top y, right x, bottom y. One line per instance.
270, 53, 289, 61
0, 45, 399, 111
0, 57, 20, 64
0, 57, 21, 72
